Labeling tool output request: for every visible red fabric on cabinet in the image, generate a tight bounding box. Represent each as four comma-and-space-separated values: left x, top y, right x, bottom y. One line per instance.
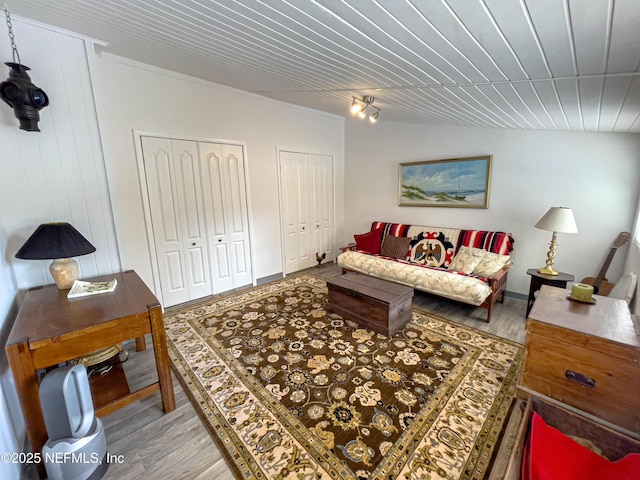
354, 227, 383, 254
524, 412, 640, 480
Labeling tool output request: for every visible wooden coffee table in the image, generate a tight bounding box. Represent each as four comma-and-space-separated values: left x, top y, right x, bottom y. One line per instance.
326, 272, 413, 336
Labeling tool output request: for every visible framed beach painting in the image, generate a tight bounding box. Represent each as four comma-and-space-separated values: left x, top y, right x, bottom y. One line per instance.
399, 155, 492, 208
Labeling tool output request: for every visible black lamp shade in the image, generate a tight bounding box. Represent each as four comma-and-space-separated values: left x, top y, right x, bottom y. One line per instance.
15, 222, 96, 260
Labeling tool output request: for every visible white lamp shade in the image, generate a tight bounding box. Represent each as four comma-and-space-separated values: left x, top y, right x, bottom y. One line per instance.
535, 207, 578, 233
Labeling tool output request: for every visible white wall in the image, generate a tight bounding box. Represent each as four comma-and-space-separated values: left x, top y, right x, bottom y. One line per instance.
0, 19, 122, 478
345, 119, 640, 296
89, 53, 345, 292
624, 244, 640, 315
0, 22, 121, 292
624, 195, 640, 314
0, 220, 21, 480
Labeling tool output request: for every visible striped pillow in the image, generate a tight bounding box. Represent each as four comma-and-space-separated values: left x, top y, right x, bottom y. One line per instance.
380, 235, 411, 259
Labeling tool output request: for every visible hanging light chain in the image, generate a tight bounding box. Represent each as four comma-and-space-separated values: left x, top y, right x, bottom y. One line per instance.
4, 5, 21, 64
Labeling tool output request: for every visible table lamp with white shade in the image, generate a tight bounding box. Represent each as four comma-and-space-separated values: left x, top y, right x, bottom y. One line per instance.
15, 222, 96, 289
535, 207, 578, 276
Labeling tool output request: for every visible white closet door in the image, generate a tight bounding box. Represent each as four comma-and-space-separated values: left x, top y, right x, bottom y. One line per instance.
142, 137, 187, 306
200, 142, 233, 293
309, 154, 334, 263
221, 144, 253, 287
200, 142, 252, 291
171, 140, 213, 300
280, 151, 311, 273
141, 137, 212, 307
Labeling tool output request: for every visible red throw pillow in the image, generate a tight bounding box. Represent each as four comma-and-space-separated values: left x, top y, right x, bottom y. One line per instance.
354, 227, 383, 254
524, 412, 640, 480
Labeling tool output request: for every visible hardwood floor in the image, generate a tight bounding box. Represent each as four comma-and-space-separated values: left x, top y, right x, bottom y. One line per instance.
23, 263, 527, 479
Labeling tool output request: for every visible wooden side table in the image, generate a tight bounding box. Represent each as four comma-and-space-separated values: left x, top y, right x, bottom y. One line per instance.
525, 268, 574, 318
5, 270, 176, 478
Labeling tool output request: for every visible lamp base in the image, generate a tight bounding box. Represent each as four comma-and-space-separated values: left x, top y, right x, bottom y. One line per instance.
538, 232, 560, 276
50, 258, 79, 289
537, 265, 559, 276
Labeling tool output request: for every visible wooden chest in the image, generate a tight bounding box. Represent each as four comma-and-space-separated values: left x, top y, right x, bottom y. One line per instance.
504, 391, 640, 480
326, 273, 413, 336
521, 285, 640, 434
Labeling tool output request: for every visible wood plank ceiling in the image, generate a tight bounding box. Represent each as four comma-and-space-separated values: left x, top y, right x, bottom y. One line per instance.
8, 0, 640, 132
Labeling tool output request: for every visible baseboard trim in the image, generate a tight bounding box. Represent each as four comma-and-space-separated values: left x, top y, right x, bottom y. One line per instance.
505, 290, 527, 301
256, 273, 284, 285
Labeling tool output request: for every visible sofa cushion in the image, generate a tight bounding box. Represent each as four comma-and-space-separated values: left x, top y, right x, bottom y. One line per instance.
372, 221, 411, 238
380, 235, 412, 259
458, 230, 514, 255
448, 246, 485, 274
474, 250, 511, 277
337, 250, 492, 306
354, 227, 383, 254
409, 230, 457, 267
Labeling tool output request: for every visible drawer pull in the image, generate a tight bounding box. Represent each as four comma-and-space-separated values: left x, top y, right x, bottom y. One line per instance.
565, 370, 596, 388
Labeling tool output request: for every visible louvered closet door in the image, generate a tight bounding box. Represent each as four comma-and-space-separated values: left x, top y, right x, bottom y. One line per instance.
309, 154, 334, 263
199, 142, 252, 292
141, 137, 212, 307
279, 151, 311, 273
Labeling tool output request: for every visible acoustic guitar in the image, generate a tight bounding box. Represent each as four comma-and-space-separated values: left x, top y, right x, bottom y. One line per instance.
581, 232, 631, 296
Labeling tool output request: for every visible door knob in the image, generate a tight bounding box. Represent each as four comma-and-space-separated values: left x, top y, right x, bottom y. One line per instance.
191, 242, 196, 246
218, 239, 222, 242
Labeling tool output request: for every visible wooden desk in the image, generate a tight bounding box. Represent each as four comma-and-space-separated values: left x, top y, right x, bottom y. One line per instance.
521, 285, 640, 434
5, 270, 175, 478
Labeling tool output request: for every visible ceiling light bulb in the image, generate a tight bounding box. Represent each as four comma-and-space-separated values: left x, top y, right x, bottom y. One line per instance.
357, 107, 367, 119
350, 99, 361, 115
369, 111, 379, 123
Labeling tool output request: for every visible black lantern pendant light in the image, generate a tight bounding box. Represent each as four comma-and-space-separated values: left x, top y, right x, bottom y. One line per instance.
0, 6, 49, 131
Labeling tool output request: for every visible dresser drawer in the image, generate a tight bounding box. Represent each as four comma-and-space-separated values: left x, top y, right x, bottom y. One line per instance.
522, 331, 640, 433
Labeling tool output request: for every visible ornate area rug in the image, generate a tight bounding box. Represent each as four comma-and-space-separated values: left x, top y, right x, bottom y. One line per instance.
164, 274, 523, 480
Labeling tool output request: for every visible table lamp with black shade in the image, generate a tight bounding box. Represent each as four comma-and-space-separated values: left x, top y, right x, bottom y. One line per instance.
15, 222, 96, 289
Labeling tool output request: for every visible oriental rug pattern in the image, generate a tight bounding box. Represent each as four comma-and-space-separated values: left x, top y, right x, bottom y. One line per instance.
164, 274, 523, 480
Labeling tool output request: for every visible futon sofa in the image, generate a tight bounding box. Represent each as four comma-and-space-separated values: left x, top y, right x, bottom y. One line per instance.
337, 221, 515, 322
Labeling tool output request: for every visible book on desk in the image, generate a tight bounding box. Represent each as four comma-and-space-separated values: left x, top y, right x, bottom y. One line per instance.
67, 279, 117, 298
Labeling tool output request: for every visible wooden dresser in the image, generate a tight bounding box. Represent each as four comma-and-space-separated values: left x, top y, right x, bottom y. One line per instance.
521, 285, 640, 434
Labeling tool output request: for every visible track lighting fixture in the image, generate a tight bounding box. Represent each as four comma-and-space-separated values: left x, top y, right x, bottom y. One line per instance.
349, 95, 380, 123
350, 98, 360, 114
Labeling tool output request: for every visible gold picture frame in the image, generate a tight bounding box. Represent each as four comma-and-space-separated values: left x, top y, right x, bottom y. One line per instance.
399, 155, 492, 208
